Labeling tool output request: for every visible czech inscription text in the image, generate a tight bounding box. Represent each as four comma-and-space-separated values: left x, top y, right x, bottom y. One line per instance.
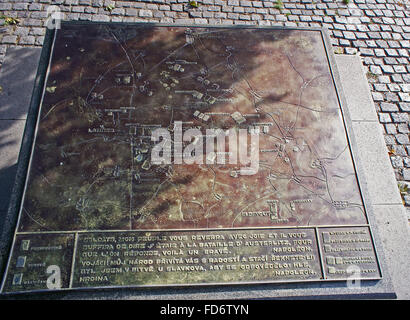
73, 229, 322, 287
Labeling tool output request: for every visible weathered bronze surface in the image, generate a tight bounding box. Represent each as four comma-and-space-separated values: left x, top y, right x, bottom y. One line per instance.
1, 23, 381, 294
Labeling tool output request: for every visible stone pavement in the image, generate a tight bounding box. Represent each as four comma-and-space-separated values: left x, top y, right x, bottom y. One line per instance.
0, 0, 409, 210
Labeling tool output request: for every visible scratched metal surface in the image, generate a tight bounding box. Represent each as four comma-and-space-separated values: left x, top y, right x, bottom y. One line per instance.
0, 24, 383, 294
17, 24, 367, 232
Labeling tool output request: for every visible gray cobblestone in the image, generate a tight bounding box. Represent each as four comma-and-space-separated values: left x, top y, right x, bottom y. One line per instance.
388, 83, 401, 92
139, 10, 153, 18
28, 3, 42, 11
14, 27, 30, 37
386, 92, 400, 102
72, 7, 85, 13
399, 92, 410, 102
0, 3, 12, 10
374, 48, 386, 57
13, 3, 29, 11
386, 48, 399, 56
381, 65, 395, 73
19, 35, 36, 45
394, 65, 408, 73
171, 4, 183, 12
380, 102, 399, 112
398, 122, 410, 133
385, 123, 397, 134
378, 75, 391, 83
0, 0, 407, 189
399, 103, 410, 112
391, 74, 403, 82
372, 91, 385, 101
360, 48, 374, 56
91, 14, 110, 21
375, 83, 389, 91
391, 156, 403, 168
383, 17, 395, 24
385, 135, 396, 145
395, 145, 408, 156
366, 40, 377, 47
401, 84, 410, 92
85, 7, 98, 13
125, 8, 138, 16
228, 0, 239, 5
344, 47, 357, 54
1, 35, 18, 44
357, 32, 370, 40
384, 57, 398, 64
380, 113, 392, 123
391, 113, 409, 123
91, 0, 103, 7
30, 27, 46, 36
240, 1, 252, 7
397, 134, 410, 145
244, 7, 255, 13
35, 36, 45, 46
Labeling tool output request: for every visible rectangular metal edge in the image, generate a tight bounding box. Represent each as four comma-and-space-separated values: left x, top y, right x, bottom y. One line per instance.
59, 19, 324, 32
0, 278, 396, 300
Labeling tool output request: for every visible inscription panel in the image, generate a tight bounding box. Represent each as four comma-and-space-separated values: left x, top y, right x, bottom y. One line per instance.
72, 229, 321, 288
2, 226, 381, 292
318, 227, 381, 279
0, 23, 382, 294
2, 234, 75, 293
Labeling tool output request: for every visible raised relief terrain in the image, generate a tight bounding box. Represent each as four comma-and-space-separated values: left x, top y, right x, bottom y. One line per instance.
21, 25, 365, 231
1, 24, 381, 293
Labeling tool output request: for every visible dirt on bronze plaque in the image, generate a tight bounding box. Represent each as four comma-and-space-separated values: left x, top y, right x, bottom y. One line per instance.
1, 23, 381, 294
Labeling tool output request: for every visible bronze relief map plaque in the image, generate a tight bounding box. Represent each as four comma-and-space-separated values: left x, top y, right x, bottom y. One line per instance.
0, 23, 382, 294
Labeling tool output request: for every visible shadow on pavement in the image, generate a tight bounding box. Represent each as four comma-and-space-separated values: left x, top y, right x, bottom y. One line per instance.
0, 47, 42, 230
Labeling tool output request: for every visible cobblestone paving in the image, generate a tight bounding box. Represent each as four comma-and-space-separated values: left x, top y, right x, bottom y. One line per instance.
0, 0, 409, 205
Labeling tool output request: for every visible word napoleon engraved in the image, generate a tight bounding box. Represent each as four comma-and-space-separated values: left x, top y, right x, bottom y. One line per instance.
1, 23, 381, 294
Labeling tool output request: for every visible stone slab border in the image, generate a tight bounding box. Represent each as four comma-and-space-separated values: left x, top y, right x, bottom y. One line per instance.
0, 21, 407, 299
